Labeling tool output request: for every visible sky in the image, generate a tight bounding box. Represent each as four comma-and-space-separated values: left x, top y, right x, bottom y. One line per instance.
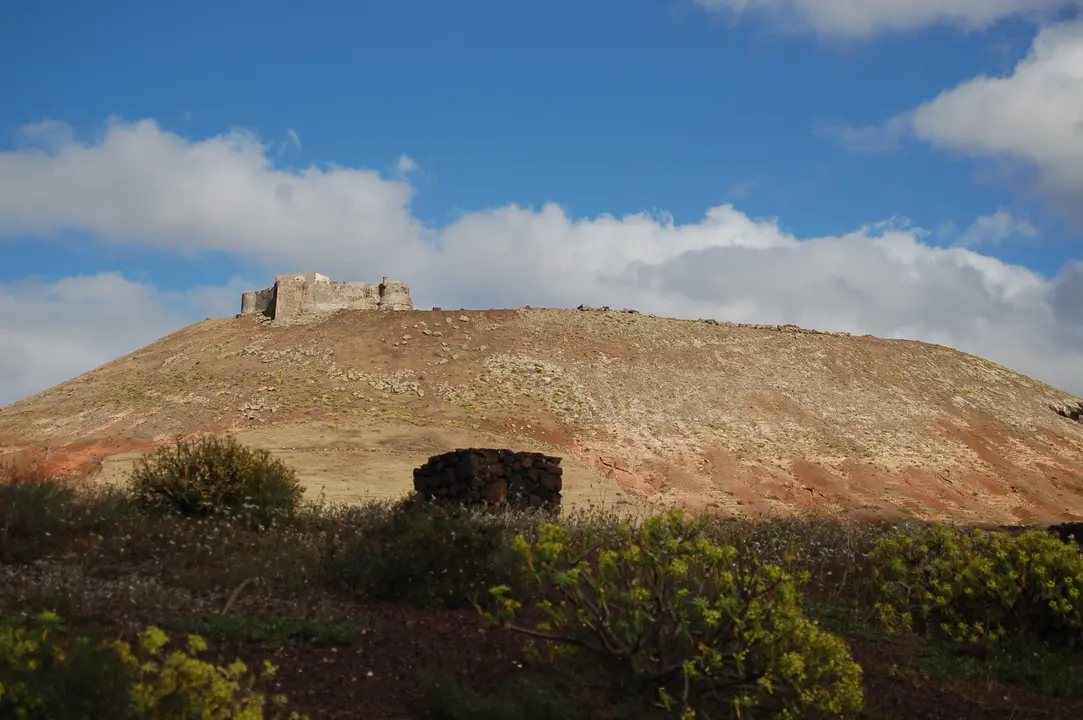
1, 0, 1082, 406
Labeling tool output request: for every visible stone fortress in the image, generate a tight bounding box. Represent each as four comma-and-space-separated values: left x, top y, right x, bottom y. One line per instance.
240, 272, 413, 324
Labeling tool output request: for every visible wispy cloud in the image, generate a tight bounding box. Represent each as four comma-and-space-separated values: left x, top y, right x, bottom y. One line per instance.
727, 177, 760, 200
693, 0, 1076, 38
957, 210, 1039, 247
818, 112, 912, 153
286, 128, 301, 151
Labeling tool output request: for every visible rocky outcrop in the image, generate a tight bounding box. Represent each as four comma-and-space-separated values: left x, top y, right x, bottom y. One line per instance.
413, 448, 563, 510
239, 273, 413, 324
1052, 401, 1083, 422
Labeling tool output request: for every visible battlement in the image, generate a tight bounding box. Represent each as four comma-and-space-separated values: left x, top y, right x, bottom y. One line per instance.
239, 272, 413, 324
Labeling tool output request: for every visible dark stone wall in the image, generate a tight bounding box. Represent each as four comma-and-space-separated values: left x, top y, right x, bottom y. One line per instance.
413, 448, 562, 510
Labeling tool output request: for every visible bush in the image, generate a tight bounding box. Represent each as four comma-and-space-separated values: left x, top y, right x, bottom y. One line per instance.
486, 510, 864, 719
128, 436, 304, 529
323, 495, 524, 609
868, 525, 1083, 645
1, 456, 140, 564
0, 466, 76, 564
0, 612, 299, 719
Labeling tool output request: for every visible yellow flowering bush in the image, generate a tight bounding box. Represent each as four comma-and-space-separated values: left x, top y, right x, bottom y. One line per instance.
868, 526, 1083, 645
0, 612, 300, 719
485, 511, 864, 719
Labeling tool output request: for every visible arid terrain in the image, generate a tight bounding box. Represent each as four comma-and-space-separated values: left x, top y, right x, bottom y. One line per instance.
5, 306, 1083, 719
2, 306, 1082, 526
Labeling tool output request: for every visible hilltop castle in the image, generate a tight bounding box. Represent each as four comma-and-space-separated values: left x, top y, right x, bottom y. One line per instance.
240, 272, 413, 324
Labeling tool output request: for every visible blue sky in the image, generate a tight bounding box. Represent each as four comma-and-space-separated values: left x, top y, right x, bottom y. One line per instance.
1, 0, 1082, 405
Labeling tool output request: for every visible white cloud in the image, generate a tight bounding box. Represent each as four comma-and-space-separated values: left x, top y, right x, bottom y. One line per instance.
818, 112, 913, 153
286, 128, 301, 150
1, 117, 1082, 405
829, 20, 1083, 227
910, 19, 1083, 225
0, 118, 427, 274
694, 0, 1077, 37
957, 209, 1039, 246
396, 154, 419, 174
0, 273, 247, 406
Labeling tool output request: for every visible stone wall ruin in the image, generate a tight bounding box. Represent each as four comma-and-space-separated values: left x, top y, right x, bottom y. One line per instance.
239, 272, 413, 324
413, 448, 563, 510
1052, 401, 1083, 422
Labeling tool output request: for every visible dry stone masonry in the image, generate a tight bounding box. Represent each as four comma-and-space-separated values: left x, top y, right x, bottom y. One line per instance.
1052, 401, 1083, 422
574, 303, 853, 337
239, 272, 412, 325
413, 448, 563, 510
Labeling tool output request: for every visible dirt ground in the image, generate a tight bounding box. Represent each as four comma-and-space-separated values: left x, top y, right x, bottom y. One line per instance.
93, 419, 646, 514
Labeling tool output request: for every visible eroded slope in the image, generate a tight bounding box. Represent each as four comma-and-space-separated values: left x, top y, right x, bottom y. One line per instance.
2, 307, 1082, 524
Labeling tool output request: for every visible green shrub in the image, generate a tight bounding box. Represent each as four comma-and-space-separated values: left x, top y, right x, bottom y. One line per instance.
323, 495, 524, 609
486, 510, 864, 719
421, 670, 583, 720
186, 613, 363, 647
868, 525, 1083, 645
0, 612, 299, 719
0, 471, 75, 564
128, 436, 304, 529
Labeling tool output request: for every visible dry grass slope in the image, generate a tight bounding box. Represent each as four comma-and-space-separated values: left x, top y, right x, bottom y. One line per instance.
2, 307, 1082, 525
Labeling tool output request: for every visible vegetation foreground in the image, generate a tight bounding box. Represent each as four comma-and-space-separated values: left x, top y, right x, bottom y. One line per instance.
2, 436, 1083, 719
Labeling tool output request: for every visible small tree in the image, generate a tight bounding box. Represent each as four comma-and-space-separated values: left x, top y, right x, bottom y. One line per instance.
485, 511, 864, 719
129, 436, 303, 529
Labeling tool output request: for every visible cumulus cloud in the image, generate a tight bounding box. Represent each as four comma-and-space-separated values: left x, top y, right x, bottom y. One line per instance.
0, 273, 246, 406
694, 0, 1077, 37
829, 21, 1083, 227
1, 117, 1082, 404
0, 118, 428, 275
910, 19, 1083, 226
957, 209, 1039, 246
395, 154, 419, 174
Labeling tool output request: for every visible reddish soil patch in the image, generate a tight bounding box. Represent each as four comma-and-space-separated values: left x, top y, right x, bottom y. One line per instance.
1, 439, 161, 481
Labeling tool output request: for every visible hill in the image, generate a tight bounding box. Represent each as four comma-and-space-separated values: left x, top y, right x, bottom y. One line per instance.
2, 306, 1082, 525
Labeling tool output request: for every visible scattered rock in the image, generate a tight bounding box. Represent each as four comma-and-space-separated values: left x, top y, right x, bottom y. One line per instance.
1051, 402, 1083, 422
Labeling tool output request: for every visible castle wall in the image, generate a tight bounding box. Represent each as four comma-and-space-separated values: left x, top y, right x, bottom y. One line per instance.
239, 272, 413, 323
378, 277, 413, 311
330, 281, 381, 311
240, 288, 275, 317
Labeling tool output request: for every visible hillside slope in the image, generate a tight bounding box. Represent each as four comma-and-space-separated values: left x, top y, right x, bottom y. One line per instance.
2, 307, 1082, 525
